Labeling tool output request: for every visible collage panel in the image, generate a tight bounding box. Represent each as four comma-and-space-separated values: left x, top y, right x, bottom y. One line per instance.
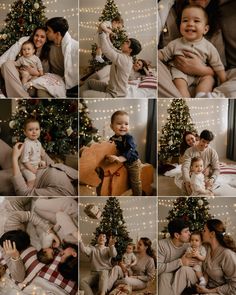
0, 196, 78, 294
79, 0, 157, 99
0, 98, 78, 197
0, 0, 78, 99
79, 196, 157, 294
79, 98, 157, 197
158, 196, 236, 294
158, 98, 236, 197
158, 0, 236, 98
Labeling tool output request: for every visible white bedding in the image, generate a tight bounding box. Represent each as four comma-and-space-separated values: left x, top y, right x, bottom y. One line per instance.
125, 83, 156, 98
164, 163, 236, 196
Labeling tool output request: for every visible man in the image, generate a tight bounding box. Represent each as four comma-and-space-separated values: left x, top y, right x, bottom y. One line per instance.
182, 129, 220, 195
80, 25, 142, 98
44, 17, 78, 97
80, 232, 117, 295
158, 218, 197, 295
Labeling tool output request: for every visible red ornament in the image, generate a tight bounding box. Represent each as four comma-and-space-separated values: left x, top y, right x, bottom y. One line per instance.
44, 132, 52, 142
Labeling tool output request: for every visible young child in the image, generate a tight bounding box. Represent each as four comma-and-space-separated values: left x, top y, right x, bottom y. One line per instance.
15, 40, 43, 87
120, 243, 137, 277
158, 5, 226, 98
185, 231, 207, 286
20, 117, 46, 188
80, 233, 117, 295
95, 16, 124, 63
190, 157, 213, 196
106, 110, 142, 196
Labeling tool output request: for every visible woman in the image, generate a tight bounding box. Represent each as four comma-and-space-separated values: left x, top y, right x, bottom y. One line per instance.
158, 0, 233, 97
179, 131, 199, 163
108, 237, 156, 292
196, 219, 236, 294
0, 27, 50, 98
80, 58, 151, 86
0, 139, 77, 196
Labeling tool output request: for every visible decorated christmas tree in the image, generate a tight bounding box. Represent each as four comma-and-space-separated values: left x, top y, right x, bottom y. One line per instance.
79, 99, 100, 148
158, 99, 197, 163
0, 0, 47, 56
91, 197, 132, 260
88, 0, 128, 73
9, 99, 78, 155
162, 197, 213, 237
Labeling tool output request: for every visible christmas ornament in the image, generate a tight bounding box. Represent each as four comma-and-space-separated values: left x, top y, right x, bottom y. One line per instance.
84, 204, 102, 219
34, 2, 40, 9
198, 199, 204, 206
66, 126, 73, 137
9, 120, 16, 129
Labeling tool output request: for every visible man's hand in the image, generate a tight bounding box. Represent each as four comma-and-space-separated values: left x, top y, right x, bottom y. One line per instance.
108, 236, 117, 246
205, 178, 214, 189
3, 240, 20, 260
181, 254, 197, 267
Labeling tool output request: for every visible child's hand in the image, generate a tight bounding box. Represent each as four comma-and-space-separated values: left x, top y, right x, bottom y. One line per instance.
51, 234, 60, 248
105, 155, 120, 163
38, 160, 46, 168
3, 240, 20, 260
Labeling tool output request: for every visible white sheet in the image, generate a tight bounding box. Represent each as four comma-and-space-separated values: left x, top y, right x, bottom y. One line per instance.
125, 83, 156, 98
164, 164, 236, 196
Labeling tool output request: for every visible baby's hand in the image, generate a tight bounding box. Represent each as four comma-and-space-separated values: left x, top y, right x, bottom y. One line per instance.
105, 155, 120, 163
38, 160, 46, 168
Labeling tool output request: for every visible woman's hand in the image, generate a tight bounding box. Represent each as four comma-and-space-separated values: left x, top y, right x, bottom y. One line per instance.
22, 64, 40, 77
3, 240, 20, 260
173, 51, 214, 77
12, 142, 24, 160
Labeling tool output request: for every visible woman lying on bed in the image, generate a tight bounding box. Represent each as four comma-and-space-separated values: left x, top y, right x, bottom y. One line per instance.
0, 139, 78, 196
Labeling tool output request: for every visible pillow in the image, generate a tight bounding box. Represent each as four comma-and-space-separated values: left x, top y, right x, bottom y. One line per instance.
18, 246, 45, 289
220, 163, 236, 174
138, 76, 157, 89
38, 253, 78, 295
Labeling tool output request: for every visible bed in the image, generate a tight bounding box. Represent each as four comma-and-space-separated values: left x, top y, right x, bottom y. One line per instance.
163, 162, 236, 196
126, 75, 157, 98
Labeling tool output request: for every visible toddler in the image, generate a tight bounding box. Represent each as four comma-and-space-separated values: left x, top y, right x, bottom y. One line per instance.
106, 110, 142, 196
186, 232, 207, 286
120, 243, 137, 277
15, 40, 43, 87
158, 5, 226, 98
190, 157, 213, 196
20, 117, 46, 188
96, 16, 124, 63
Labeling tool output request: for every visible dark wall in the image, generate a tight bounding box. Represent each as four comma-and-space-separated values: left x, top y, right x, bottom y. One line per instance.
0, 99, 12, 146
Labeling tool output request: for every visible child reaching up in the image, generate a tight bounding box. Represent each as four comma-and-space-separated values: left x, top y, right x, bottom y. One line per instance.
15, 40, 43, 88
185, 232, 207, 286
120, 243, 137, 277
106, 111, 142, 196
190, 157, 213, 196
96, 16, 124, 63
158, 5, 226, 98
20, 117, 46, 188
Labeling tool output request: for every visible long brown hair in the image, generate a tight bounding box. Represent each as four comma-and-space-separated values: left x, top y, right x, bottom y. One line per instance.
140, 237, 157, 267
179, 131, 198, 156
206, 219, 236, 253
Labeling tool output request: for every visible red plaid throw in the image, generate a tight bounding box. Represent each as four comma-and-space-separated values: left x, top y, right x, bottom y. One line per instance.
38, 253, 78, 295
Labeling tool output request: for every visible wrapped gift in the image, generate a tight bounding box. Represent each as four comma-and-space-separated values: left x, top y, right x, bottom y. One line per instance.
109, 284, 132, 295
84, 204, 102, 219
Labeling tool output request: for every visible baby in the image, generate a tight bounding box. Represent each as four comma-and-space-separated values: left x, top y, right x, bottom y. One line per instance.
190, 157, 213, 196
120, 243, 137, 277
15, 40, 43, 87
186, 232, 207, 286
106, 110, 142, 196
158, 5, 226, 98
96, 15, 124, 63
20, 117, 46, 188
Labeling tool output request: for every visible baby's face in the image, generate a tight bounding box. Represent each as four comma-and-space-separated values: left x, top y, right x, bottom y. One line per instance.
43, 247, 54, 260
22, 43, 35, 57
112, 21, 123, 29
24, 121, 40, 140
111, 114, 129, 136
190, 234, 201, 248
191, 159, 203, 174
126, 245, 133, 254
180, 7, 209, 42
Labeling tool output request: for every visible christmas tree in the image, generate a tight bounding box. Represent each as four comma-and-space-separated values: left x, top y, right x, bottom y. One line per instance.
158, 99, 197, 163
0, 0, 47, 56
9, 99, 78, 155
162, 197, 213, 237
88, 0, 128, 73
91, 197, 132, 260
79, 99, 100, 148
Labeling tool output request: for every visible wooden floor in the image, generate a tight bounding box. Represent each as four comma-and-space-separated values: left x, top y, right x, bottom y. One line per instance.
158, 174, 182, 196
